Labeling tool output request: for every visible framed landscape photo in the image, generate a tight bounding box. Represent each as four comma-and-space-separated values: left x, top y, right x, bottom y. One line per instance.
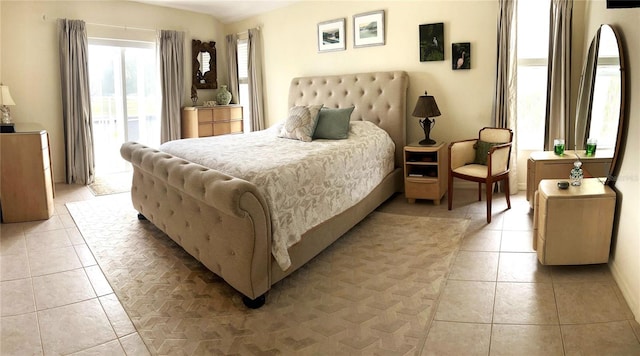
353, 10, 385, 48
318, 18, 346, 52
419, 23, 444, 61
452, 42, 470, 70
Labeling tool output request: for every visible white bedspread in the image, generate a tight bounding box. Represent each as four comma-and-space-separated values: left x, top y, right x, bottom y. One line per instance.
160, 121, 395, 270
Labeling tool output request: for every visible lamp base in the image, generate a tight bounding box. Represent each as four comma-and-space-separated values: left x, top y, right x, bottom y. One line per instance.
0, 123, 15, 133
1, 106, 11, 124
418, 138, 436, 146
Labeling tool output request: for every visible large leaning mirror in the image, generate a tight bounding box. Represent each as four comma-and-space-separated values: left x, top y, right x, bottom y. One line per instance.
574, 24, 625, 186
192, 39, 217, 89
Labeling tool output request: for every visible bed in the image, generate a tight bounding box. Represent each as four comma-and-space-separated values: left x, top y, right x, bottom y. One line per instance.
120, 71, 409, 307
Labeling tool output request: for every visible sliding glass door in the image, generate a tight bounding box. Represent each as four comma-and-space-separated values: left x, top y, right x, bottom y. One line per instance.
88, 39, 160, 175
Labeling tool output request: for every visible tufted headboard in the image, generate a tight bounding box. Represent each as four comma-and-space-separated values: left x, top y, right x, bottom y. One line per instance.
288, 71, 409, 167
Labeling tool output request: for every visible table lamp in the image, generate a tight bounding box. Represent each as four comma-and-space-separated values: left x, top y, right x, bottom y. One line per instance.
412, 91, 441, 145
1, 85, 16, 124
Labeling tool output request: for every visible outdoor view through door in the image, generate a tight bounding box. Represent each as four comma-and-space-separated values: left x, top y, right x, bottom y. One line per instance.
88, 39, 160, 176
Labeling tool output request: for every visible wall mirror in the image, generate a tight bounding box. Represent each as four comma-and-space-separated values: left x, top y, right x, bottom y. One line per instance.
574, 24, 625, 185
192, 39, 217, 90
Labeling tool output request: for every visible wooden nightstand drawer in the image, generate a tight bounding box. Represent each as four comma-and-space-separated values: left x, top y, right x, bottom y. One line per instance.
405, 179, 439, 197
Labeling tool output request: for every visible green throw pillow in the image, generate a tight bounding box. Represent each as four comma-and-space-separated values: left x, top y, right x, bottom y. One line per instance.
313, 107, 355, 140
473, 140, 501, 165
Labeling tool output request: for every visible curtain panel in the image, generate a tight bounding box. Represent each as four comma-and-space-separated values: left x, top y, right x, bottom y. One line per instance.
248, 28, 266, 132
226, 34, 240, 105
158, 30, 185, 143
492, 0, 518, 194
544, 0, 573, 150
58, 19, 95, 185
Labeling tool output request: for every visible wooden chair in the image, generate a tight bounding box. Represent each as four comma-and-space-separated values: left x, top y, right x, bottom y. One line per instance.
448, 127, 513, 223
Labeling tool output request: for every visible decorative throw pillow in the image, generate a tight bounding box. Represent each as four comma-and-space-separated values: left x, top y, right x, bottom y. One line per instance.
473, 140, 502, 165
278, 105, 323, 142
313, 106, 355, 140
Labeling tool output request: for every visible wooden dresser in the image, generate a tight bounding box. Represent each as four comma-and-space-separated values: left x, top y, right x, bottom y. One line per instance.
181, 105, 243, 138
1, 126, 55, 223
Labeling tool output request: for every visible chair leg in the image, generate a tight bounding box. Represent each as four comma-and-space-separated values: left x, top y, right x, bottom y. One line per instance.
477, 182, 482, 201
504, 177, 511, 210
448, 173, 454, 210
486, 182, 493, 223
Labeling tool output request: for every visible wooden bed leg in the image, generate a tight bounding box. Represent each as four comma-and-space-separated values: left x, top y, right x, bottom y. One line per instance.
242, 294, 266, 309
137, 213, 147, 221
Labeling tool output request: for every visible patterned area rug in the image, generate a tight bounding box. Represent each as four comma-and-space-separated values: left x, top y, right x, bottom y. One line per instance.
67, 194, 469, 355
87, 172, 132, 196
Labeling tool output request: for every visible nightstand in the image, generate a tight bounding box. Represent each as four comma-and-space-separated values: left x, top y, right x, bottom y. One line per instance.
534, 178, 615, 265
404, 142, 448, 204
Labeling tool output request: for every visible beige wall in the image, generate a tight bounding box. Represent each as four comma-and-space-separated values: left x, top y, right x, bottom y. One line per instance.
0, 1, 226, 181
582, 1, 640, 322
226, 1, 498, 146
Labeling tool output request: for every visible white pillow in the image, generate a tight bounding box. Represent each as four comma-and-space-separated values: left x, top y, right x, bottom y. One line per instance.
278, 105, 323, 142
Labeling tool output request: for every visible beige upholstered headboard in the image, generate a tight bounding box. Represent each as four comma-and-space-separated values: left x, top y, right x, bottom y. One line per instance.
288, 71, 409, 166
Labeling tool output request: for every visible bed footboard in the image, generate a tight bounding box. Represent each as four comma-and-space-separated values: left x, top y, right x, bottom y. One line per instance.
120, 142, 272, 300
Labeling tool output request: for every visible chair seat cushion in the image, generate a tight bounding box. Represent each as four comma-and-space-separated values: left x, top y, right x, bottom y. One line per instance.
453, 164, 488, 178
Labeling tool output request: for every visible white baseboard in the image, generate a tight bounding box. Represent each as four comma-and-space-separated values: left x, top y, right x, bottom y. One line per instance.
609, 261, 639, 323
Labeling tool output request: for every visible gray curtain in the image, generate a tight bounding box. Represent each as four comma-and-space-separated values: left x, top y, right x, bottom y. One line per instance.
226, 34, 240, 105
492, 0, 518, 194
544, 0, 573, 150
248, 28, 266, 131
158, 30, 185, 143
58, 19, 95, 185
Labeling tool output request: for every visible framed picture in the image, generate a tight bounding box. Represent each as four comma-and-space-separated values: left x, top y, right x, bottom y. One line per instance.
318, 18, 346, 52
607, 0, 640, 8
452, 42, 471, 70
419, 23, 444, 61
353, 10, 385, 48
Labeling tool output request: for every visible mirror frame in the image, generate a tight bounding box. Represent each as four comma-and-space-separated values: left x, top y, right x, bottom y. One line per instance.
192, 39, 217, 90
605, 25, 627, 187
574, 24, 626, 187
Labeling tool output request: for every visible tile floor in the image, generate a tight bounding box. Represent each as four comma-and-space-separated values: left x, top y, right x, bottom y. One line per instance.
1, 184, 639, 355
0, 184, 150, 355
378, 189, 640, 355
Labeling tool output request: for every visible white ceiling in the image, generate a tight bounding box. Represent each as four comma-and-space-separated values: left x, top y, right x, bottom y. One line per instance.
134, 0, 298, 24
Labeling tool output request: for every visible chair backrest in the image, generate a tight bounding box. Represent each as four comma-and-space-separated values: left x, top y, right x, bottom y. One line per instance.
479, 127, 513, 144
478, 127, 513, 172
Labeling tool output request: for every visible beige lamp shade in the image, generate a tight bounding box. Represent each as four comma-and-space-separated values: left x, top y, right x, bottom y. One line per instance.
0, 85, 16, 106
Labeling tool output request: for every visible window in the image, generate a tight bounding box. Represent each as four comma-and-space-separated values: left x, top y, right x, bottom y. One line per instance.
88, 39, 160, 175
237, 37, 251, 132
516, 0, 551, 149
